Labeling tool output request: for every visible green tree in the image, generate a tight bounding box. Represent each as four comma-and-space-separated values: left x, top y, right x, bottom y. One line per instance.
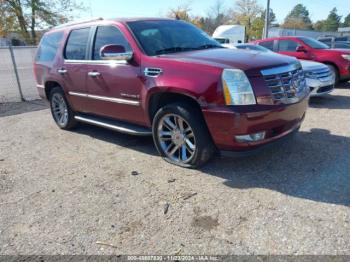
343, 13, 350, 27
313, 20, 326, 31
323, 8, 342, 31
282, 4, 312, 29
249, 15, 264, 40
261, 8, 276, 27
231, 0, 263, 41
2, 0, 84, 44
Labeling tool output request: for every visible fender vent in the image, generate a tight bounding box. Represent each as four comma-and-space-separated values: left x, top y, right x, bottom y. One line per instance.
144, 68, 163, 77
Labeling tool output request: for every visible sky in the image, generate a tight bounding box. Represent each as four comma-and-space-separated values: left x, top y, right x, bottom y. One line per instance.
79, 0, 350, 24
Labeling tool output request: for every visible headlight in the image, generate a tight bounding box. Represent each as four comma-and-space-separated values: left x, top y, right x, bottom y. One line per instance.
222, 69, 256, 105
341, 54, 350, 61
304, 71, 317, 79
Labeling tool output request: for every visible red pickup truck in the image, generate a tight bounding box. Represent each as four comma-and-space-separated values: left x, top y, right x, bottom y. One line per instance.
253, 36, 350, 83
34, 18, 309, 168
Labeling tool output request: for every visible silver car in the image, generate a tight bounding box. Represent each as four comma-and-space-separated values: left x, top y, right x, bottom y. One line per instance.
233, 44, 335, 97
300, 60, 335, 97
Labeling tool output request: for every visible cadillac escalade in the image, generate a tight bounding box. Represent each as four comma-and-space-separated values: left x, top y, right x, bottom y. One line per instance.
34, 18, 309, 168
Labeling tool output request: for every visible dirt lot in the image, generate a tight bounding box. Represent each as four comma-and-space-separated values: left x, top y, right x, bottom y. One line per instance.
0, 83, 350, 255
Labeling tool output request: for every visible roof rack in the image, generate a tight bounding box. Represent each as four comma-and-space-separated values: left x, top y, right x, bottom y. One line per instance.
53, 17, 104, 29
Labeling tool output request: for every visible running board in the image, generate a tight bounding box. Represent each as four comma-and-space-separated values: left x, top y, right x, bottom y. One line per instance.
74, 114, 152, 136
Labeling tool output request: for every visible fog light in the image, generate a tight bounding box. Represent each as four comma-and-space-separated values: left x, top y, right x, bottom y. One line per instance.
235, 131, 266, 143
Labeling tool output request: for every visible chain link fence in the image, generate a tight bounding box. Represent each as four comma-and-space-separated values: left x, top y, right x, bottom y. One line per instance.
0, 44, 40, 103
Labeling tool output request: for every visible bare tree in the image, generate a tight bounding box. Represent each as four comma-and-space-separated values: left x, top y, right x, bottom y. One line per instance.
167, 3, 192, 22
231, 0, 263, 41
0, 0, 18, 37
204, 0, 231, 33
2, 0, 85, 44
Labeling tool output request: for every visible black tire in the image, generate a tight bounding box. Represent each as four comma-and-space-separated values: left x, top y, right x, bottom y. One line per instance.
326, 64, 339, 85
49, 86, 77, 130
152, 102, 215, 168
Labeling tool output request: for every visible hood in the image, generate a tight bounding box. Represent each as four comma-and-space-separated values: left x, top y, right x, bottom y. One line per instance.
160, 48, 299, 76
299, 59, 328, 71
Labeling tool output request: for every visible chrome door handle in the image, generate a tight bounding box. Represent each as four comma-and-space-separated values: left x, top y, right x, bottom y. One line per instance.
88, 71, 101, 77
58, 68, 67, 75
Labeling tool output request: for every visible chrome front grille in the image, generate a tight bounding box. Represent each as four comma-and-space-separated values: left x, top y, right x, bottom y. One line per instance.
261, 63, 308, 104
309, 67, 333, 81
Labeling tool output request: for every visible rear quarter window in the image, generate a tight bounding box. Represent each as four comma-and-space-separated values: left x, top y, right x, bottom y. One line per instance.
64, 27, 91, 60
258, 41, 274, 51
35, 31, 64, 62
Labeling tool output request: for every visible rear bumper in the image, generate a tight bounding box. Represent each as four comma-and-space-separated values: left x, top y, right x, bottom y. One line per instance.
36, 84, 47, 99
202, 96, 309, 152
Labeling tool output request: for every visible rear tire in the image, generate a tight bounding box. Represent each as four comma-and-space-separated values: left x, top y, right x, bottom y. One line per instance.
49, 87, 77, 130
152, 102, 215, 168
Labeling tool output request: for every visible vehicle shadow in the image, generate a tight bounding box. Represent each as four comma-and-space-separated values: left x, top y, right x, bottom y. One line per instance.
336, 81, 350, 89
74, 123, 158, 156
309, 95, 350, 109
201, 128, 350, 207
0, 99, 48, 117
75, 124, 350, 207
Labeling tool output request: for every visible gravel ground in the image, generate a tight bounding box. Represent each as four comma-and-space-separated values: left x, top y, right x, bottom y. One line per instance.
0, 83, 350, 255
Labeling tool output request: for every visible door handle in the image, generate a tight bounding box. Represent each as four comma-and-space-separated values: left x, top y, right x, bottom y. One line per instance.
88, 71, 101, 77
58, 68, 67, 75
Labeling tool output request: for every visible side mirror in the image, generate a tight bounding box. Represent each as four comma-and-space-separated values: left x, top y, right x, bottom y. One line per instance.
100, 44, 133, 61
296, 45, 307, 52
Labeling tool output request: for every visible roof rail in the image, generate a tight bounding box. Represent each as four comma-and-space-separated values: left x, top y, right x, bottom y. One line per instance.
53, 17, 104, 29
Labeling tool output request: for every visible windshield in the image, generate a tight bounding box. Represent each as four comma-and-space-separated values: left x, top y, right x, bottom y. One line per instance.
236, 44, 270, 52
298, 37, 330, 49
127, 20, 222, 56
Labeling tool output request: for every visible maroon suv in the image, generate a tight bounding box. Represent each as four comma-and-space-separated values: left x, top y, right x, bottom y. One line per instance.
34, 18, 309, 168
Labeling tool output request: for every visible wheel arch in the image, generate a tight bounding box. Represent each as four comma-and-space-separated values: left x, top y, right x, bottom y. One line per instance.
147, 91, 204, 125
44, 80, 64, 99
321, 61, 340, 73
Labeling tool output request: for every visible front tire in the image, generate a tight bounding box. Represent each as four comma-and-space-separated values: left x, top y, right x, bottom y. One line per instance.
326, 64, 339, 84
152, 103, 215, 168
49, 87, 77, 130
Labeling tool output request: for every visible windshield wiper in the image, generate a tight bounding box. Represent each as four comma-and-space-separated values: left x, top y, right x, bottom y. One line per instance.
155, 44, 222, 55
155, 47, 196, 55
195, 44, 223, 50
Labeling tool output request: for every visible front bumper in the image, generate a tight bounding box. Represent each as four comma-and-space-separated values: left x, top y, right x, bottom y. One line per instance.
202, 96, 309, 152
306, 78, 334, 97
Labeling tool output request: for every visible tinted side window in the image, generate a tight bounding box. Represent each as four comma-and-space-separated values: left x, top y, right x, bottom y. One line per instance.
65, 28, 90, 60
278, 40, 298, 52
36, 31, 63, 62
259, 41, 274, 51
336, 37, 347, 41
319, 39, 331, 46
335, 42, 350, 48
93, 26, 131, 60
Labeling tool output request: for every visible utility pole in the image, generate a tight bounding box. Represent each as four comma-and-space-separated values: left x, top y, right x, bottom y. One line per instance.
264, 0, 270, 39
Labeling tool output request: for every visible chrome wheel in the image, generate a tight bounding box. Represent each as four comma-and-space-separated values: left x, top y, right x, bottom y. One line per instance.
157, 114, 196, 164
51, 93, 68, 126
